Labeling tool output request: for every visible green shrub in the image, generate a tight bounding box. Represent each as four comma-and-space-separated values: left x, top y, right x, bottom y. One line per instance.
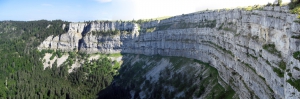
263, 44, 281, 57
223, 27, 236, 33
108, 53, 122, 57
68, 59, 73, 66
278, 0, 282, 6
242, 5, 263, 11
0, 90, 6, 98
279, 60, 286, 70
273, 67, 284, 77
266, 60, 271, 65
292, 35, 300, 39
293, 51, 300, 61
247, 53, 258, 60
156, 24, 172, 31
290, 0, 300, 18
218, 23, 224, 30
288, 73, 292, 77
112, 61, 120, 70
294, 67, 300, 71
197, 20, 216, 28
69, 52, 76, 59
50, 52, 56, 60
291, 6, 300, 19
56, 50, 63, 58
259, 75, 266, 81
287, 79, 300, 92
289, 0, 300, 9
242, 62, 256, 72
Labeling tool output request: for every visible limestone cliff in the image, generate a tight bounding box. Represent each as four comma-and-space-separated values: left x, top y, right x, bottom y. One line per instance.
38, 21, 138, 52
38, 6, 300, 99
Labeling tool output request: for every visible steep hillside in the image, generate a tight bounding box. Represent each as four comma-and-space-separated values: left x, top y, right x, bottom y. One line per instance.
37, 5, 300, 99
99, 54, 236, 99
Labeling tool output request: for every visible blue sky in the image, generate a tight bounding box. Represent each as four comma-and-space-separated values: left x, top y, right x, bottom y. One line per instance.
0, 0, 290, 22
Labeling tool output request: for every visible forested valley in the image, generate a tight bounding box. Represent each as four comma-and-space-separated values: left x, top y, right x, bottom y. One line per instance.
0, 20, 121, 98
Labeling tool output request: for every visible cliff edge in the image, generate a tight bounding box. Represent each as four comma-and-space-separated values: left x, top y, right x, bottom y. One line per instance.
38, 6, 300, 99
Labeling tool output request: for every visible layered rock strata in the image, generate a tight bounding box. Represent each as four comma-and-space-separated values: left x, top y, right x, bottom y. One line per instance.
38, 6, 300, 99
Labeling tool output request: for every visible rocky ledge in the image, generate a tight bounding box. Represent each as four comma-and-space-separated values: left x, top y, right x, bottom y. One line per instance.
38, 6, 300, 99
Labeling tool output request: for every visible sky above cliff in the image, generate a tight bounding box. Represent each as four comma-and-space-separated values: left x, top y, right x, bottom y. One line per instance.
0, 0, 290, 22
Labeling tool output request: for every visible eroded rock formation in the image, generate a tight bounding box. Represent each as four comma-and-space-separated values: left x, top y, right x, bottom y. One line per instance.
38, 6, 300, 99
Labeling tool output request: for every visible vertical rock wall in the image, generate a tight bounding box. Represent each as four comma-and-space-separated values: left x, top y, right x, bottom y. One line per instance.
38, 6, 300, 99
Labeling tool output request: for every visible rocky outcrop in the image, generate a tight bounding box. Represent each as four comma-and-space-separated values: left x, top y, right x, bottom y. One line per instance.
38, 21, 138, 52
38, 6, 300, 99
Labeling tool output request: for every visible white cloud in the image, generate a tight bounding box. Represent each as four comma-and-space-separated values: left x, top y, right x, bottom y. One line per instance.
95, 0, 112, 3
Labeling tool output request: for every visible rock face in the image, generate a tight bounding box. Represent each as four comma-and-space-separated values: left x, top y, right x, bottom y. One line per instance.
38, 6, 300, 99
38, 21, 138, 52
